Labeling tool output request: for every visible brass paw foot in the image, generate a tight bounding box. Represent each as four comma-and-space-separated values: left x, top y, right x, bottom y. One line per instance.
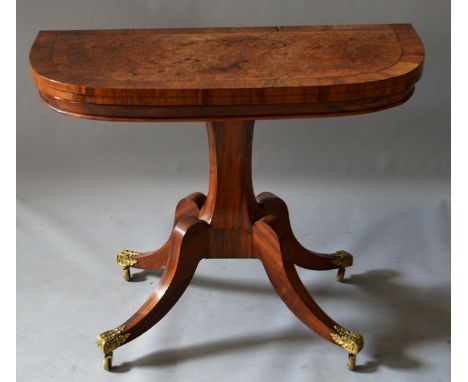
116, 249, 140, 281
331, 250, 353, 282
330, 325, 364, 371
97, 324, 130, 371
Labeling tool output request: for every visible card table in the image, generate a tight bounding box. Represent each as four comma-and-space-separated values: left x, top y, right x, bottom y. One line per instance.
30, 24, 424, 371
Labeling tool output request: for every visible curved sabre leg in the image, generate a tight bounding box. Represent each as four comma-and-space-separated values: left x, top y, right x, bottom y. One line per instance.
253, 215, 363, 370
97, 216, 209, 370
117, 192, 206, 280
257, 192, 353, 281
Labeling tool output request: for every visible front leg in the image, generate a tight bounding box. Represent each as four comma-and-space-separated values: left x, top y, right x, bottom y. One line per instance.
117, 192, 206, 280
257, 192, 353, 281
97, 216, 209, 370
253, 215, 363, 370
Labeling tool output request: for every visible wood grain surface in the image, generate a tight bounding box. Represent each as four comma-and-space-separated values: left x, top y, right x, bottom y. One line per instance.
30, 24, 424, 121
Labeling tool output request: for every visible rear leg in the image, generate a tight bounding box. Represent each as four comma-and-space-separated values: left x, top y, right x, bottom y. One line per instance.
116, 192, 206, 280
257, 192, 353, 282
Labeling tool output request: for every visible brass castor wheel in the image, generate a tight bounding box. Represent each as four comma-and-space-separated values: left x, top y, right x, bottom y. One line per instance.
337, 267, 345, 282
123, 267, 131, 281
103, 352, 113, 371
347, 353, 356, 371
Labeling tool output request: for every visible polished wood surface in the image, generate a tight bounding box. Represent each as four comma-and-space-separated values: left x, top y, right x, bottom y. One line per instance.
199, 120, 260, 258
30, 25, 424, 371
30, 24, 424, 121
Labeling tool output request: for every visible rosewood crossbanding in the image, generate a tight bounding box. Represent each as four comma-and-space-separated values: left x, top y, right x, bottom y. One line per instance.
29, 24, 424, 372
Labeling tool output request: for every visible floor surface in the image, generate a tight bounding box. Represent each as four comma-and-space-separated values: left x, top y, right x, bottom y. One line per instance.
17, 176, 450, 381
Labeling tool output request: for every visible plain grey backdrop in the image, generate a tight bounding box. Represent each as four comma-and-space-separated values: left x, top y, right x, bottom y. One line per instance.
17, 1, 450, 381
